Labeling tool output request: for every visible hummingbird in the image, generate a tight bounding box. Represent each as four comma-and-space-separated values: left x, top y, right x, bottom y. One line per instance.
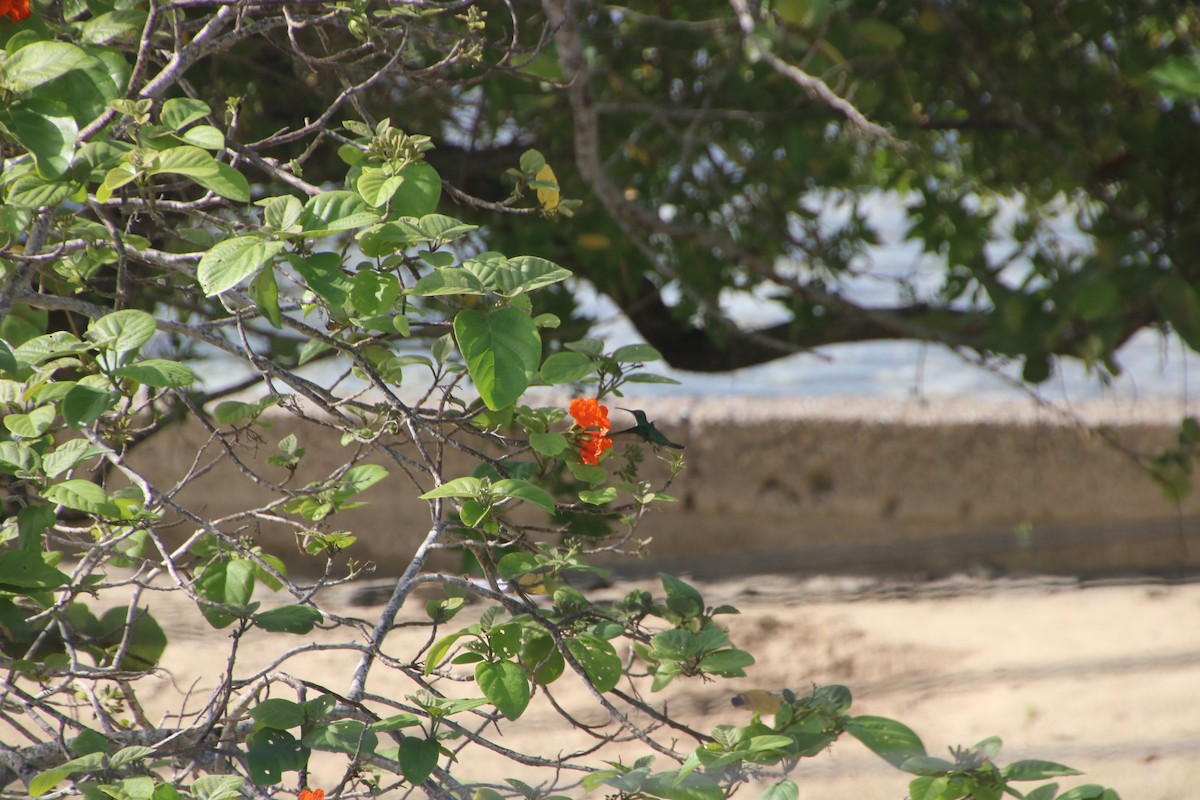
614, 408, 685, 449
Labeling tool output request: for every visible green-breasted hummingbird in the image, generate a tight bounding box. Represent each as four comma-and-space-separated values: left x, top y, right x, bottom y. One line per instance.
615, 408, 685, 449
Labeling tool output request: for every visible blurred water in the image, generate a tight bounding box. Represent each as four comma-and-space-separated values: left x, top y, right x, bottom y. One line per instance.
586, 192, 1200, 404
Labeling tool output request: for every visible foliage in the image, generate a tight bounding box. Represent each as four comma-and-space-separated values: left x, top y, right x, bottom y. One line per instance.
0, 2, 1127, 800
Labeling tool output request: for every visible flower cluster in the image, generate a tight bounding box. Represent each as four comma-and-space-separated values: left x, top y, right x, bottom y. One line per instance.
298, 790, 324, 800
568, 397, 613, 466
1, 0, 30, 22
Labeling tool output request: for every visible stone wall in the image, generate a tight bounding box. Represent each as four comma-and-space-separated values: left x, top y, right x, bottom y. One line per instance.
128, 396, 1200, 579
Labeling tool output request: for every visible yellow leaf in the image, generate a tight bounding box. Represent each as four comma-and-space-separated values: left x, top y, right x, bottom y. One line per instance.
535, 163, 560, 213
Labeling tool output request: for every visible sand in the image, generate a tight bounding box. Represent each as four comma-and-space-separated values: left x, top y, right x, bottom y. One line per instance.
75, 571, 1200, 800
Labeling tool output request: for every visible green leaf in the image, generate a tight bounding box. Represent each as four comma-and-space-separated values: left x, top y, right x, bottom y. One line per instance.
566, 634, 622, 692
250, 698, 306, 730
160, 98, 211, 131
196, 558, 256, 628
6, 174, 77, 208
1002, 760, 1084, 781
539, 350, 593, 384
85, 309, 153, 352
335, 464, 388, 500
81, 10, 147, 44
115, 360, 195, 388
476, 660, 530, 720
411, 268, 487, 297
69, 728, 110, 757
42, 438, 108, 479
191, 775, 244, 800
1146, 56, 1200, 101
398, 736, 441, 786
3, 42, 94, 93
258, 195, 304, 233
454, 307, 541, 411
424, 630, 468, 674
16, 505, 56, 551
252, 604, 323, 633
491, 478, 555, 513
698, 648, 755, 675
108, 745, 158, 768
846, 715, 927, 768
478, 255, 572, 297
611, 343, 662, 363
419, 477, 483, 501
660, 573, 704, 618
579, 486, 617, 505
299, 190, 379, 236
390, 162, 442, 217
197, 236, 286, 296
641, 769, 724, 800
760, 780, 799, 800
529, 431, 568, 456
1056, 786, 1109, 800
5, 404, 55, 438
0, 550, 70, 591
12, 331, 87, 367
418, 213, 477, 242
245, 728, 308, 785
150, 146, 249, 201
29, 752, 107, 797
0, 340, 15, 372
0, 107, 78, 179
42, 479, 121, 517
180, 125, 225, 150
303, 720, 378, 755
63, 384, 118, 428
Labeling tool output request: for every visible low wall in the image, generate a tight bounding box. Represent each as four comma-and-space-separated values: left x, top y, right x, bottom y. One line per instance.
129, 396, 1200, 579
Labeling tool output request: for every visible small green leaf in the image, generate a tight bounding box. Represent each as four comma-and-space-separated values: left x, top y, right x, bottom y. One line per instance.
151, 146, 249, 201
252, 604, 323, 633
566, 634, 622, 692
1002, 760, 1084, 781
191, 775, 245, 800
160, 98, 211, 131
115, 360, 195, 388
250, 698, 306, 731
87, 309, 156, 352
63, 384, 119, 428
760, 780, 799, 800
492, 478, 555, 513
197, 236, 285, 296
846, 715, 927, 768
419, 477, 482, 501
579, 486, 617, 505
303, 720, 378, 755
529, 431, 568, 456
298, 190, 379, 236
42, 438, 108, 478
539, 350, 593, 384
476, 660, 531, 720
612, 343, 662, 363
5, 404, 55, 438
42, 479, 121, 517
398, 735, 441, 786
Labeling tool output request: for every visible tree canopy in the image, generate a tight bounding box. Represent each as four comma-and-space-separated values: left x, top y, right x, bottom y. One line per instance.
0, 1, 1163, 799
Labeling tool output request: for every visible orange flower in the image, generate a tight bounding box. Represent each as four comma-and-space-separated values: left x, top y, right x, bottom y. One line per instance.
577, 431, 613, 466
1, 0, 30, 22
569, 397, 610, 432
569, 397, 612, 465
299, 790, 324, 800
